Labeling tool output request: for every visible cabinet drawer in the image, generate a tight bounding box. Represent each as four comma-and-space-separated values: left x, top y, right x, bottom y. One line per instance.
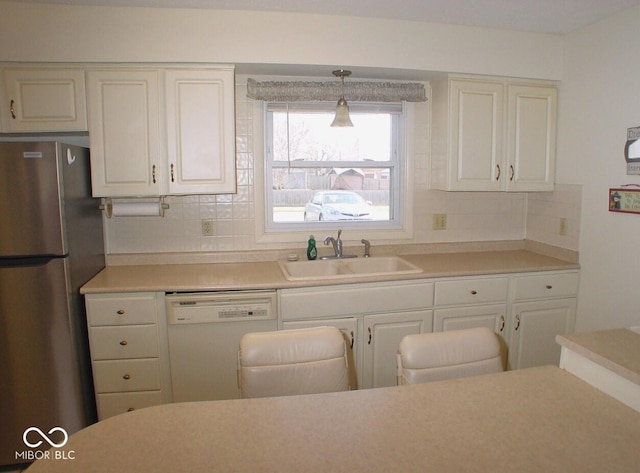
90, 325, 159, 360
86, 293, 157, 326
96, 391, 164, 420
93, 359, 161, 393
280, 281, 434, 320
435, 277, 509, 306
512, 272, 579, 300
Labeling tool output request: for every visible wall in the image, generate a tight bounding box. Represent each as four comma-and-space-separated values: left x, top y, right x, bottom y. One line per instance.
558, 6, 640, 331
0, 1, 562, 79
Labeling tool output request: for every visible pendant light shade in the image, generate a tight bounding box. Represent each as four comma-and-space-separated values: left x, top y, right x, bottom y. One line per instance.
331, 69, 354, 128
331, 98, 354, 127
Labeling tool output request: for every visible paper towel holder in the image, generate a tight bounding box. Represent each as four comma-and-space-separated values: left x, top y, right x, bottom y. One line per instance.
99, 197, 170, 218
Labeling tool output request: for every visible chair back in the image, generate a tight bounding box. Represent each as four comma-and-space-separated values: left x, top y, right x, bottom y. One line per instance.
238, 326, 349, 398
396, 327, 503, 385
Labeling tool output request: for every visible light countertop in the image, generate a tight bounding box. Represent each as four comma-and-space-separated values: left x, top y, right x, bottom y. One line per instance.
81, 249, 578, 293
25, 366, 640, 473
557, 328, 640, 386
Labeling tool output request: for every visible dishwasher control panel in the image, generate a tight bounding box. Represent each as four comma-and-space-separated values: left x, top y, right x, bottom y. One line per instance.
166, 291, 277, 325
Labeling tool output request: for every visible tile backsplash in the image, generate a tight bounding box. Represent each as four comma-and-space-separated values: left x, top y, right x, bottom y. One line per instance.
526, 184, 582, 251
103, 77, 581, 257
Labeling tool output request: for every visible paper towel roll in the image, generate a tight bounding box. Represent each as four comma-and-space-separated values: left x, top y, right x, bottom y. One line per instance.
110, 202, 163, 217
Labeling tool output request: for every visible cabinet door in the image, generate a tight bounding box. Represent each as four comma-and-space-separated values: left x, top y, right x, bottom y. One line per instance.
508, 298, 576, 370
87, 70, 161, 197
1, 68, 87, 132
282, 317, 359, 390
165, 68, 236, 194
449, 80, 504, 191
506, 84, 557, 191
362, 310, 432, 389
433, 304, 508, 370
433, 304, 507, 333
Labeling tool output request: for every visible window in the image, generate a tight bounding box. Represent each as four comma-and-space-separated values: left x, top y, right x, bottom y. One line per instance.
264, 102, 405, 233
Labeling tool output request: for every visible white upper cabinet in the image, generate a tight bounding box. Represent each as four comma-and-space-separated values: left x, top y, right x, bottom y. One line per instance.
430, 75, 557, 192
87, 65, 236, 197
0, 68, 87, 132
431, 79, 504, 191
506, 84, 557, 192
165, 68, 236, 195
87, 69, 162, 197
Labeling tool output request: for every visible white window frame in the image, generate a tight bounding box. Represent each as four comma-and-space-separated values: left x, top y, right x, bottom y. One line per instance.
253, 100, 415, 245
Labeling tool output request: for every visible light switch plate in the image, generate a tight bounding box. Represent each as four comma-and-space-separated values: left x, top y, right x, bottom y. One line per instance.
433, 213, 447, 230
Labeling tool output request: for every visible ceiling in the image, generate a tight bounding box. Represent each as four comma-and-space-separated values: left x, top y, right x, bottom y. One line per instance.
11, 0, 640, 34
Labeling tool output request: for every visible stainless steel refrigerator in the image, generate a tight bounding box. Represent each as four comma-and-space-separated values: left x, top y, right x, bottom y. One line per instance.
0, 142, 104, 467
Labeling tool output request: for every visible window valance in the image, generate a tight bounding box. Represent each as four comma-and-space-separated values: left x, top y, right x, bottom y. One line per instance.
247, 78, 427, 103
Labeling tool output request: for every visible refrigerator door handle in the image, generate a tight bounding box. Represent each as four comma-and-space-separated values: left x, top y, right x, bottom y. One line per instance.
0, 255, 64, 268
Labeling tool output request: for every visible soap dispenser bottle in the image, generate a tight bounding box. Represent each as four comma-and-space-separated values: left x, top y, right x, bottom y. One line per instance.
307, 235, 317, 260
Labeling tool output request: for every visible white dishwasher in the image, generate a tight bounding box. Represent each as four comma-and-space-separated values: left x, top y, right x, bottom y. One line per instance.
166, 291, 278, 402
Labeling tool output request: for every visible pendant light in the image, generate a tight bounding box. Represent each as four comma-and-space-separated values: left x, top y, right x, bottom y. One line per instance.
330, 69, 354, 127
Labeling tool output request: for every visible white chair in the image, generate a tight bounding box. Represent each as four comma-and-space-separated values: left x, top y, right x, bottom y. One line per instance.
238, 326, 350, 398
396, 327, 504, 385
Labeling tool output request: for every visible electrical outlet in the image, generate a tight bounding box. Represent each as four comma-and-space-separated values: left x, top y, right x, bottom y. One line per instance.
433, 213, 447, 230
201, 219, 214, 236
559, 217, 568, 236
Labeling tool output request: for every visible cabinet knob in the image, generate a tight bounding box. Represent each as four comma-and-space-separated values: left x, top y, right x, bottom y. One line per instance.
368, 327, 372, 345
509, 165, 515, 181
123, 374, 131, 380
119, 340, 128, 346
470, 290, 478, 295
495, 164, 501, 181
171, 163, 175, 182
152, 164, 157, 184
546, 285, 553, 290
10, 99, 16, 119
116, 309, 125, 315
499, 315, 505, 332
349, 330, 355, 350
127, 407, 135, 412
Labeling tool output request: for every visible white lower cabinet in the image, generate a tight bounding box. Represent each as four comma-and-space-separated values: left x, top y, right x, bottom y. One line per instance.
508, 298, 576, 369
279, 280, 434, 390
433, 271, 579, 370
434, 304, 508, 369
362, 310, 432, 389
278, 270, 578, 388
508, 271, 579, 369
84, 269, 578, 409
283, 317, 359, 390
85, 292, 171, 420
434, 304, 507, 333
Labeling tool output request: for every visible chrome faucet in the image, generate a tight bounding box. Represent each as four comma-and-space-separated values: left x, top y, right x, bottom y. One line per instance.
323, 229, 343, 258
361, 239, 371, 257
